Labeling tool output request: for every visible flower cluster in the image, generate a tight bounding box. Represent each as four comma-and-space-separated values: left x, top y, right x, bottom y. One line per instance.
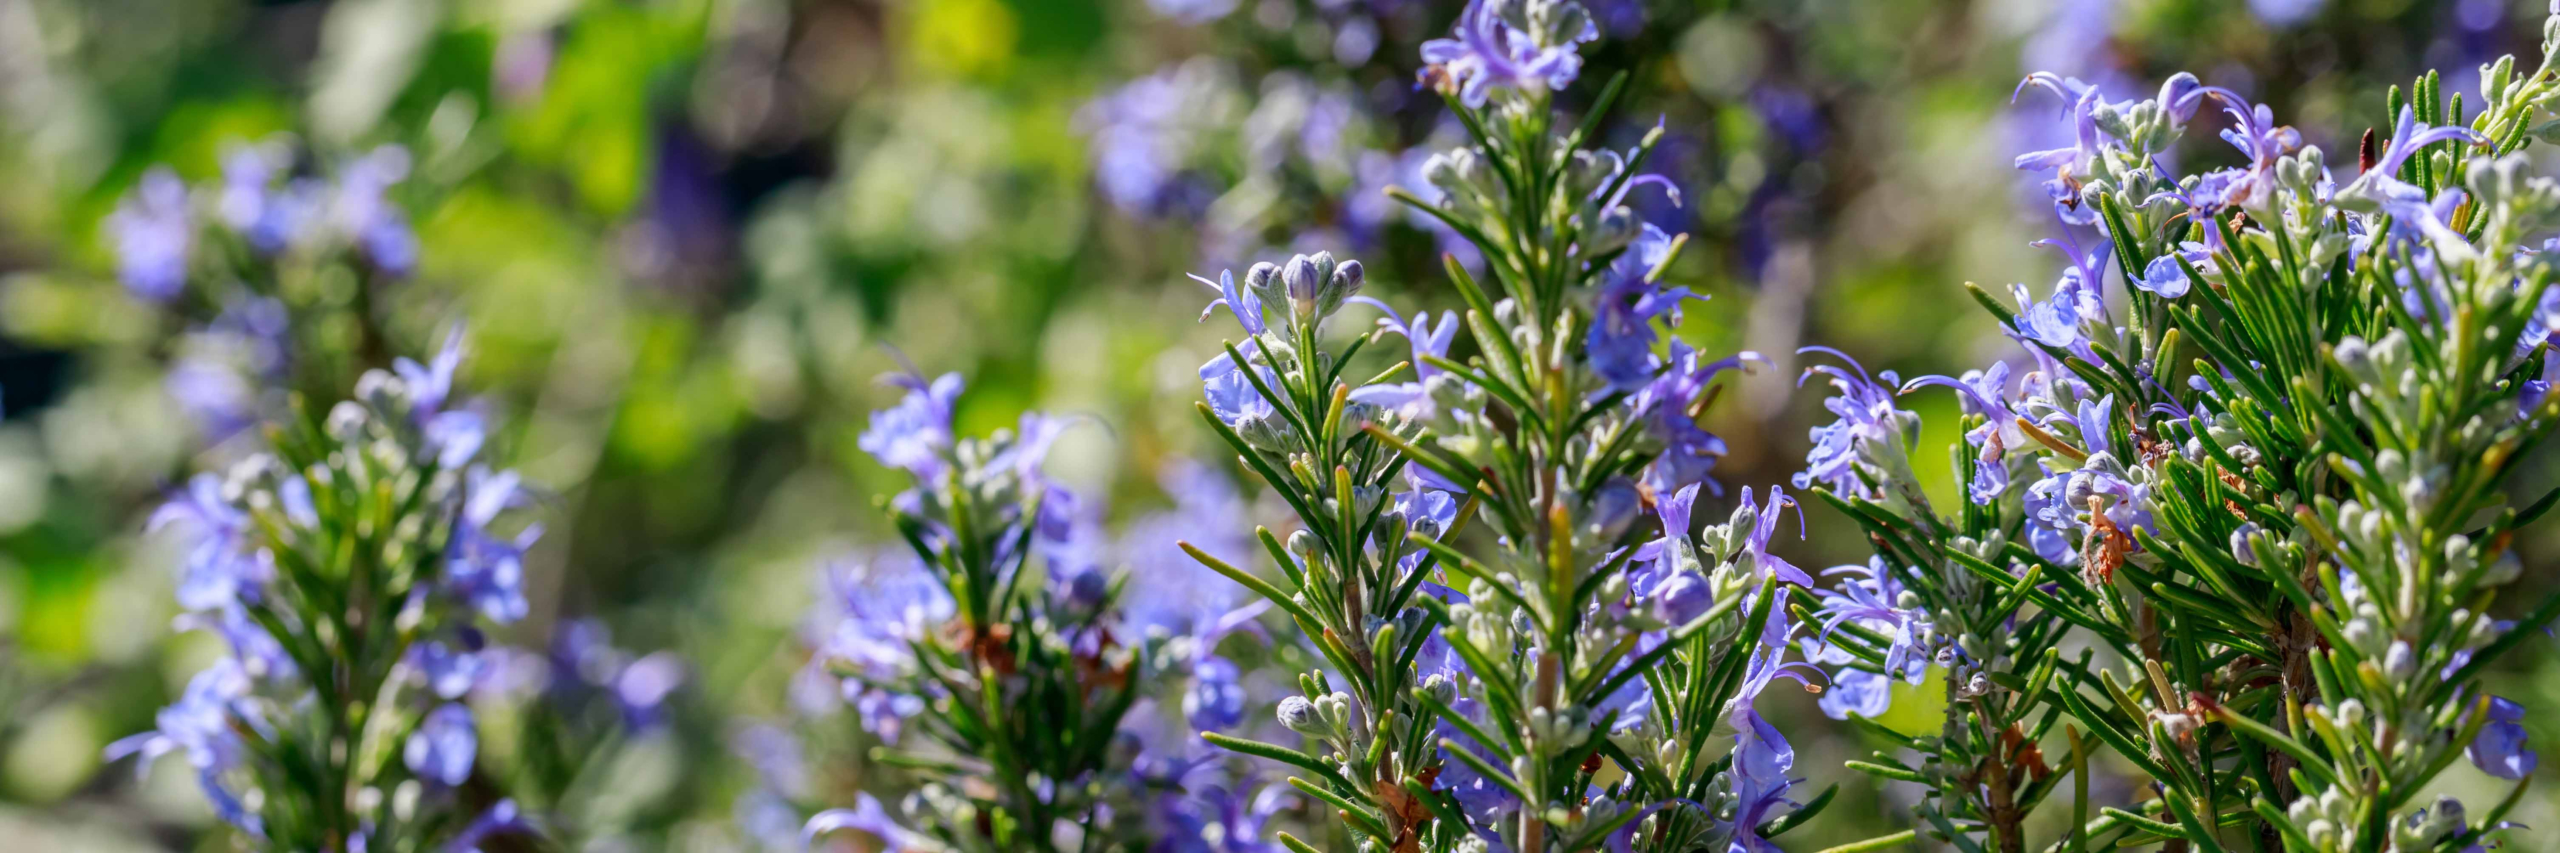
1178, 6, 1840, 851
800, 369, 1281, 853
1798, 12, 2560, 852
110, 331, 536, 850
106, 139, 428, 446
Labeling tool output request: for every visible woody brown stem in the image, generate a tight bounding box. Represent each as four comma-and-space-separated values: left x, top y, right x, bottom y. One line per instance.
1972, 701, 2026, 853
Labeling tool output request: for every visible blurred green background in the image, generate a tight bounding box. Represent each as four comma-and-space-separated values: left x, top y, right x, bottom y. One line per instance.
2, 0, 2556, 849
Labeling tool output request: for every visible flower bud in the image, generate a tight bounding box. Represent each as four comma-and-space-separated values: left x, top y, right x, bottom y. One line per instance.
2229, 522, 2263, 567
1319, 259, 1364, 318
2383, 640, 2417, 684
1423, 674, 1458, 706
1277, 696, 1328, 736
1244, 261, 1284, 313
2157, 72, 2203, 123
1282, 254, 1326, 320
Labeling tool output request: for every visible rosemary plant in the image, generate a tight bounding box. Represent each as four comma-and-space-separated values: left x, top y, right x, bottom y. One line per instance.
1178, 3, 1835, 851
1803, 12, 2560, 853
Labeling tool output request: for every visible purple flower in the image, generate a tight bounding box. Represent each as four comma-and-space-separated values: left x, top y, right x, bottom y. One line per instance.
1389, 487, 1461, 575
218, 144, 316, 253
1419, 0, 1599, 108
1078, 63, 1234, 218
1635, 344, 1762, 494
2339, 107, 2489, 235
806, 793, 929, 851
1184, 656, 1250, 732
2137, 255, 2190, 298
395, 327, 465, 418
1725, 644, 1818, 852
1817, 667, 1890, 720
813, 554, 951, 677
411, 639, 486, 700
333, 145, 417, 276
860, 371, 963, 477
1433, 697, 1521, 823
612, 652, 686, 731
1794, 347, 1912, 500
1194, 267, 1268, 336
1633, 480, 1699, 566
1588, 223, 1703, 392
2468, 696, 2538, 780
1652, 571, 1713, 625
105, 658, 249, 775
1202, 343, 1280, 427
1737, 485, 1814, 589
112, 167, 192, 302
105, 659, 262, 835
2172, 86, 2302, 211
1347, 299, 1460, 420
150, 474, 267, 611
404, 702, 478, 786
807, 552, 952, 743
2015, 279, 2085, 349
1813, 558, 1932, 690
446, 468, 537, 624
1356, 299, 1459, 380
1902, 362, 2027, 505
1152, 782, 1290, 853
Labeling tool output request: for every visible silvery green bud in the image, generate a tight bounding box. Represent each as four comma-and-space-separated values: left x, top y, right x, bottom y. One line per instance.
353, 368, 404, 411
1238, 415, 1291, 452
1277, 696, 1328, 735
2335, 336, 2377, 385
1316, 691, 1355, 731
1426, 148, 1499, 214
326, 400, 373, 441
1288, 530, 1320, 558
2343, 617, 2386, 657
2383, 640, 2417, 684
1423, 674, 1458, 705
